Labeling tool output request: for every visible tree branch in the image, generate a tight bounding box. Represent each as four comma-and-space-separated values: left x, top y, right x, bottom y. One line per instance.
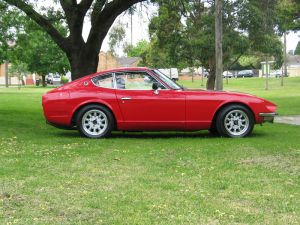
3, 0, 67, 51
91, 0, 107, 25
79, 0, 95, 13
87, 0, 146, 50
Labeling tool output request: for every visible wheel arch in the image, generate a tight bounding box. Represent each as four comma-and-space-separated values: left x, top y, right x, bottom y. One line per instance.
211, 102, 255, 129
71, 101, 117, 129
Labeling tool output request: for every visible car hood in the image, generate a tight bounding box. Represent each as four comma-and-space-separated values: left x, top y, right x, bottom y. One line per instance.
184, 88, 276, 106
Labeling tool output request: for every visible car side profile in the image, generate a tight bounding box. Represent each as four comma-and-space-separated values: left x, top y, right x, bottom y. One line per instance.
236, 70, 254, 78
42, 67, 277, 138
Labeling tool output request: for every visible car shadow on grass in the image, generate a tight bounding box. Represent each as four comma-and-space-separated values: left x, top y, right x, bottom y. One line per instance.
55, 130, 267, 139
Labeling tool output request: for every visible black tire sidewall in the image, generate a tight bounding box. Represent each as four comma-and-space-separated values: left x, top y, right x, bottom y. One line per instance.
216, 105, 254, 138
76, 104, 114, 138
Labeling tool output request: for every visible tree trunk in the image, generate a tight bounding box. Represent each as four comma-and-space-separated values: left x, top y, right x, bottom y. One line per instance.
206, 59, 216, 90
215, 0, 223, 91
42, 75, 46, 87
68, 48, 100, 80
206, 69, 216, 90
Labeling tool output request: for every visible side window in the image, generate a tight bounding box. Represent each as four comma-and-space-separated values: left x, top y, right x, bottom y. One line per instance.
115, 72, 165, 90
92, 74, 114, 89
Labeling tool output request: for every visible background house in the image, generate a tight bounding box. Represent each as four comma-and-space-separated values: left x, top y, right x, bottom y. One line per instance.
0, 62, 34, 85
287, 54, 300, 77
97, 51, 141, 72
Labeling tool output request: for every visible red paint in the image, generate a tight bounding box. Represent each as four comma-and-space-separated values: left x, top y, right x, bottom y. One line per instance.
42, 67, 277, 131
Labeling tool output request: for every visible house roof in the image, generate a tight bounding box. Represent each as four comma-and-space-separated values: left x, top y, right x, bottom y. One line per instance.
117, 57, 141, 67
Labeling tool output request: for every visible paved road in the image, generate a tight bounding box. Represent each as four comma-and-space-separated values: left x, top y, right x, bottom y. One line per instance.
274, 115, 300, 126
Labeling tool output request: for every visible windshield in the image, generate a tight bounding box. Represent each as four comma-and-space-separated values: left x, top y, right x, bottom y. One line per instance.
152, 69, 182, 90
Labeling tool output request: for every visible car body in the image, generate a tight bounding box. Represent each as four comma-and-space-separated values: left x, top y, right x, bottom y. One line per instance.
223, 71, 233, 78
42, 67, 277, 138
236, 70, 254, 78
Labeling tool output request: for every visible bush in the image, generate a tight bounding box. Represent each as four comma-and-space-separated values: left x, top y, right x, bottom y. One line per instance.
61, 76, 69, 84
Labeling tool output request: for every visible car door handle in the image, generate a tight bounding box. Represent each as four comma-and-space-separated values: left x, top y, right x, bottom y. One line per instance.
121, 97, 131, 100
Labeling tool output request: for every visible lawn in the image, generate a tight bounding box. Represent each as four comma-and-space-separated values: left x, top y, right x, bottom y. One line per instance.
0, 78, 299, 224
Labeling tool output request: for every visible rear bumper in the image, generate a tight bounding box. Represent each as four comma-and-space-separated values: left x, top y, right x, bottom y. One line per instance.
259, 112, 277, 123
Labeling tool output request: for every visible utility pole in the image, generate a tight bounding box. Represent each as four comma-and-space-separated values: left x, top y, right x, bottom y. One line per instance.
201, 67, 204, 87
215, 0, 223, 90
130, 12, 133, 45
5, 61, 9, 88
265, 61, 269, 91
283, 32, 287, 87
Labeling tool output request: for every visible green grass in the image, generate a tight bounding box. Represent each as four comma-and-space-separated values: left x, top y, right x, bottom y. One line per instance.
0, 78, 300, 224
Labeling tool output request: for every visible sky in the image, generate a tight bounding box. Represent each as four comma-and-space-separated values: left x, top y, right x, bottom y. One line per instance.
285, 32, 300, 53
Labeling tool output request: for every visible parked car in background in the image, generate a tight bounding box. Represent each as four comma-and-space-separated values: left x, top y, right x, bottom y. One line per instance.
158, 68, 179, 81
236, 70, 254, 78
223, 71, 233, 78
46, 73, 61, 84
203, 69, 209, 77
43, 67, 277, 139
269, 70, 289, 78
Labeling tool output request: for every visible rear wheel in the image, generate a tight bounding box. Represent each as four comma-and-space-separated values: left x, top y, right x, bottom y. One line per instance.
76, 105, 114, 138
216, 105, 254, 138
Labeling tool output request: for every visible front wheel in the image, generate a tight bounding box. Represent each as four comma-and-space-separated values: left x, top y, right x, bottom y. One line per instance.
76, 105, 114, 138
216, 105, 254, 138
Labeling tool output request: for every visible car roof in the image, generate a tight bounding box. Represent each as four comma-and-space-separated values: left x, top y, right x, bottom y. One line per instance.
84, 67, 151, 79
98, 67, 149, 74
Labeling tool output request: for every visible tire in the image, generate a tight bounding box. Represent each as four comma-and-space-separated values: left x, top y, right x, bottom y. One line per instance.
216, 105, 254, 138
76, 104, 114, 138
209, 122, 220, 136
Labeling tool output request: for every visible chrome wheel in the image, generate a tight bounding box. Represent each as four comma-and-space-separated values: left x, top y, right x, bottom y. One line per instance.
224, 109, 249, 136
82, 109, 108, 136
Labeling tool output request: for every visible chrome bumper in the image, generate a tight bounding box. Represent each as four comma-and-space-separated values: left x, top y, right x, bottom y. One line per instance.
259, 112, 277, 123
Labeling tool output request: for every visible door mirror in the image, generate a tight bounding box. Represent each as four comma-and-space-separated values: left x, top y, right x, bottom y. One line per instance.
152, 82, 159, 90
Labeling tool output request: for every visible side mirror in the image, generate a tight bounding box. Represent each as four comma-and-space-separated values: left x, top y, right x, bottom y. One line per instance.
152, 82, 159, 90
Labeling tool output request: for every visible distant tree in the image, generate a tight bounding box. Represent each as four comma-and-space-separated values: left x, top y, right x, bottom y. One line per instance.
108, 23, 126, 56
9, 19, 70, 86
277, 0, 300, 32
149, 0, 281, 89
0, 2, 15, 63
295, 41, 300, 55
8, 61, 28, 89
124, 40, 150, 66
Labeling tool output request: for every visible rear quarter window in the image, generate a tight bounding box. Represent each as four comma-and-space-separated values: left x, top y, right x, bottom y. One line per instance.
92, 74, 114, 89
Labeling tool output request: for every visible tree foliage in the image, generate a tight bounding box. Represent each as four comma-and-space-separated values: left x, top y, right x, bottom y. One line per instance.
124, 40, 150, 66
148, 0, 282, 89
108, 23, 126, 56
277, 0, 300, 32
6, 15, 70, 86
1, 0, 147, 80
295, 41, 300, 55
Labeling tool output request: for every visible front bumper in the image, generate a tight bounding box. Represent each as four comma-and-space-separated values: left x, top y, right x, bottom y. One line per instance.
259, 112, 277, 123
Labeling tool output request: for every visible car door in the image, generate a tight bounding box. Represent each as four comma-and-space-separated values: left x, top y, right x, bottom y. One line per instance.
114, 71, 185, 131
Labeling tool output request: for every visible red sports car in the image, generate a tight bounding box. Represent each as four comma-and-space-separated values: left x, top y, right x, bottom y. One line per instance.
42, 67, 277, 138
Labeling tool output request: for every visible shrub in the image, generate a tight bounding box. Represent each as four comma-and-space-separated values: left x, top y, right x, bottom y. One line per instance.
61, 76, 69, 84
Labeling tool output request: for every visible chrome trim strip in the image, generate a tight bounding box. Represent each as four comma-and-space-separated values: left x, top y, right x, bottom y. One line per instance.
121, 97, 131, 100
